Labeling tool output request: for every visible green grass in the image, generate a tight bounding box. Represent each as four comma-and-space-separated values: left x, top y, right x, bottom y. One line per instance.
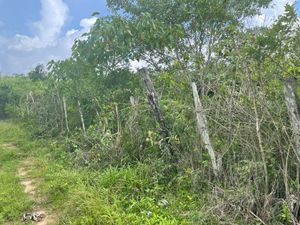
0, 121, 215, 225
0, 121, 32, 224
30, 156, 193, 224
26, 142, 201, 224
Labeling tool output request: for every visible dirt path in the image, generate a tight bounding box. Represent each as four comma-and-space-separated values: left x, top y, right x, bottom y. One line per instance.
3, 143, 56, 225
17, 158, 56, 225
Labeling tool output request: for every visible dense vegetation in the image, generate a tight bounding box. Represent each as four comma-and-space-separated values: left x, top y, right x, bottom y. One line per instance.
0, 1, 300, 224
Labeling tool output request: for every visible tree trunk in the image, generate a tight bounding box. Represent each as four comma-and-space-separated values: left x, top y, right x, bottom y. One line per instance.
191, 82, 220, 176
77, 100, 86, 137
29, 91, 35, 103
115, 103, 121, 134
57, 91, 64, 133
140, 68, 173, 156
52, 93, 59, 131
254, 100, 269, 206
63, 96, 69, 132
126, 96, 138, 132
25, 94, 30, 116
284, 77, 300, 162
113, 103, 122, 153
130, 96, 136, 107
130, 96, 138, 121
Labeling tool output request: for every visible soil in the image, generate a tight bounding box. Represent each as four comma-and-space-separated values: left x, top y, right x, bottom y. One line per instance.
15, 149, 56, 224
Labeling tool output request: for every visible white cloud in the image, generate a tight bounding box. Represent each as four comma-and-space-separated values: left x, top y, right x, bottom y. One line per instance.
66, 29, 78, 37
60, 17, 97, 53
80, 17, 97, 30
11, 0, 68, 51
65, 17, 97, 40
0, 0, 99, 74
0, 13, 98, 74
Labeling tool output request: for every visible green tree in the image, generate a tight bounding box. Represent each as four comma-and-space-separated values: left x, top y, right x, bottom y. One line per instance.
28, 64, 46, 81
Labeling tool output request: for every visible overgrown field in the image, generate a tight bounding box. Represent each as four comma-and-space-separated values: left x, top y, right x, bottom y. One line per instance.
1, 121, 219, 224
0, 1, 299, 224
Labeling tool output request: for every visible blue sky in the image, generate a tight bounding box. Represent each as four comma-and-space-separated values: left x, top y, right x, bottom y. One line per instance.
0, 0, 109, 36
0, 0, 110, 74
0, 0, 299, 74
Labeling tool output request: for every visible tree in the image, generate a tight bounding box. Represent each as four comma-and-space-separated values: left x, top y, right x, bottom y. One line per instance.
0, 84, 13, 119
105, 0, 272, 70
28, 64, 46, 81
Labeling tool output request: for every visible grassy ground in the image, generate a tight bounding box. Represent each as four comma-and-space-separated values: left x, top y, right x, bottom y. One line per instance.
0, 121, 32, 224
0, 121, 213, 225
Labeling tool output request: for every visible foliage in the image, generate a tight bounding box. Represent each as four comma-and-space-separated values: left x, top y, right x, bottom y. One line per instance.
0, 1, 300, 224
28, 64, 46, 81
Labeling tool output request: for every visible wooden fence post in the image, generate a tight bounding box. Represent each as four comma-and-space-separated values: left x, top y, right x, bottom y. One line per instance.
140, 68, 173, 156
284, 77, 300, 162
192, 82, 220, 176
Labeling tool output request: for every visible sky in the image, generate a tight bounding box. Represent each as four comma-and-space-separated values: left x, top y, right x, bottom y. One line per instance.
0, 0, 299, 75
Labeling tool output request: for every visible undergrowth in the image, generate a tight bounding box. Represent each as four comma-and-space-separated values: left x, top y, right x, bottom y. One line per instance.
0, 121, 219, 224
29, 143, 213, 224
